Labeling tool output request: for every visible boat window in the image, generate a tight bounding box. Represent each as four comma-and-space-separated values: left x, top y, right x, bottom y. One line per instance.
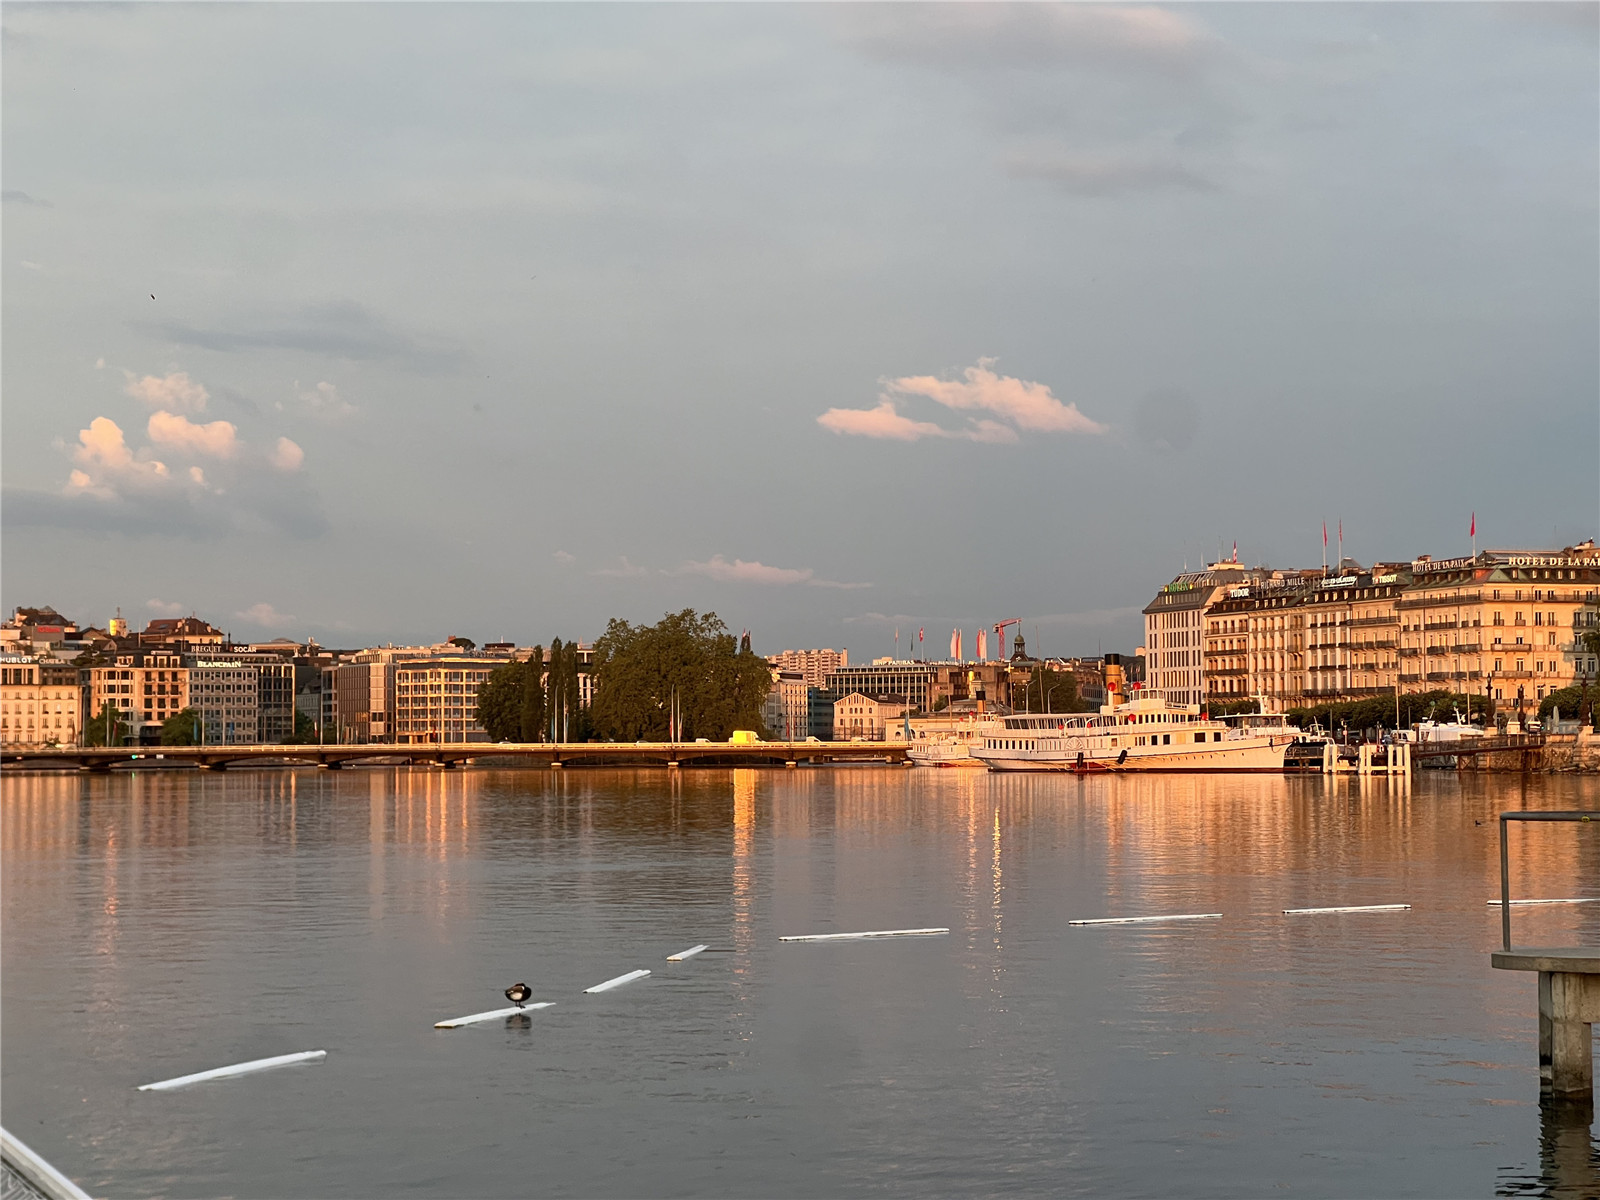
1195, 733, 1206, 743
1163, 734, 1170, 745
1213, 732, 1222, 742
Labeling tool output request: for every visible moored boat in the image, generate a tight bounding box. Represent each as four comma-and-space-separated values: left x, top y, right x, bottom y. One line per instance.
973, 696, 1297, 773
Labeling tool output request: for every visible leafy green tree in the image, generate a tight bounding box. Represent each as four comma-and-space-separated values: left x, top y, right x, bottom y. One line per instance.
287, 709, 318, 744
1287, 689, 1487, 734
160, 707, 201, 746
448, 636, 476, 650
519, 647, 545, 742
474, 662, 525, 741
84, 702, 127, 747
590, 610, 772, 741
1207, 698, 1261, 716
1018, 667, 1084, 713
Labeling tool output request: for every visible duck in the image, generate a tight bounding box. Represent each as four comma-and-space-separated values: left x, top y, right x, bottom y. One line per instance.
505, 982, 533, 1008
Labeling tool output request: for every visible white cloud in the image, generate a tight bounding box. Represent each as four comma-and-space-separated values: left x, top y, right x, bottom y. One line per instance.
188, 465, 207, 486
94, 357, 106, 369
819, 360, 1105, 443
268, 437, 305, 472
125, 370, 209, 414
21, 259, 43, 272
677, 555, 871, 589
235, 602, 296, 629
295, 379, 357, 419
147, 410, 240, 458
553, 550, 576, 564
146, 598, 185, 616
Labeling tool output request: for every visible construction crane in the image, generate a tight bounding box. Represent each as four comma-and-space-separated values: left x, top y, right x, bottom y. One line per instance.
994, 618, 1021, 661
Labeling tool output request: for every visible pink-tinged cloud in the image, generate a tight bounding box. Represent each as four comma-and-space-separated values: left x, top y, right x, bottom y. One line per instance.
817, 400, 953, 441
68, 417, 169, 495
268, 437, 305, 472
147, 410, 240, 458
126, 370, 209, 414
887, 359, 1108, 434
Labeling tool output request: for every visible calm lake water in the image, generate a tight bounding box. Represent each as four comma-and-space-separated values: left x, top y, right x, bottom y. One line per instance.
3, 767, 1597, 1198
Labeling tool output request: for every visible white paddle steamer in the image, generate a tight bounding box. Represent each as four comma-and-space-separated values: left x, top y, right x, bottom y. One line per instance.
973, 696, 1297, 773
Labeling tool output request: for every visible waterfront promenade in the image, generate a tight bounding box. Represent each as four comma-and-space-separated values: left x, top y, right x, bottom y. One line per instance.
0, 740, 910, 772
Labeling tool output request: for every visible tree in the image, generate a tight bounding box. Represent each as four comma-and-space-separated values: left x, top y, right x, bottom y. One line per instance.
474, 662, 525, 741
1017, 667, 1085, 713
287, 709, 318, 744
160, 707, 201, 746
519, 647, 545, 742
590, 610, 772, 741
448, 636, 476, 651
1287, 689, 1487, 735
84, 702, 127, 747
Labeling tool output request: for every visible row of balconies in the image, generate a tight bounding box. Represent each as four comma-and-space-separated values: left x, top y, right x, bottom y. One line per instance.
1348, 615, 1399, 627
1397, 592, 1483, 609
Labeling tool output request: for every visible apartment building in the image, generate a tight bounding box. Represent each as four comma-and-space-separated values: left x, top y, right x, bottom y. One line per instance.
187, 661, 260, 744
393, 656, 503, 743
186, 652, 294, 742
769, 648, 848, 688
84, 649, 188, 744
1300, 569, 1411, 702
0, 655, 82, 748
764, 670, 810, 740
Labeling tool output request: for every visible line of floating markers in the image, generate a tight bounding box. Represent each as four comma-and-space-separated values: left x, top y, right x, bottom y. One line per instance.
1487, 898, 1598, 906
584, 969, 651, 993
1283, 904, 1411, 915
435, 1002, 555, 1029
138, 1050, 326, 1091
779, 928, 950, 942
1068, 913, 1222, 926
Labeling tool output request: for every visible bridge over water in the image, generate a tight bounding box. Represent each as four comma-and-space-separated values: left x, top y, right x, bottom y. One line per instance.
1, 741, 911, 773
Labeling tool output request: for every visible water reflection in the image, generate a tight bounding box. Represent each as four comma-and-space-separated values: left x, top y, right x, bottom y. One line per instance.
2, 767, 1595, 1197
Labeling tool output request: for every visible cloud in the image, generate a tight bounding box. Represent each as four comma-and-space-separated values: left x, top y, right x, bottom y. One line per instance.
553, 550, 576, 564
21, 260, 43, 272
593, 556, 650, 578
2, 190, 51, 207
834, 5, 1215, 74
69, 417, 168, 495
1003, 152, 1217, 196
817, 400, 959, 442
147, 410, 240, 458
268, 437, 305, 472
141, 301, 463, 372
235, 602, 296, 629
146, 599, 185, 616
126, 370, 210, 414
677, 555, 871, 589
295, 379, 357, 419
820, 359, 1106, 443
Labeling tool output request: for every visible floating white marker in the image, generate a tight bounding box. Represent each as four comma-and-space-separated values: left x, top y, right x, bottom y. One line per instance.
667, 945, 708, 961
779, 927, 950, 942
138, 1050, 326, 1091
584, 969, 650, 993
1283, 904, 1411, 915
1487, 897, 1599, 906
434, 1002, 554, 1029
1067, 913, 1222, 926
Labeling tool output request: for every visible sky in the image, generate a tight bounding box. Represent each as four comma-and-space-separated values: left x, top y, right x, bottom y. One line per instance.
3, 3, 1596, 659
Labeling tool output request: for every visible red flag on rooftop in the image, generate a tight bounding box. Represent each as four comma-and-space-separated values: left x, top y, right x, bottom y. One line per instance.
1470, 512, 1476, 537
1322, 520, 1328, 548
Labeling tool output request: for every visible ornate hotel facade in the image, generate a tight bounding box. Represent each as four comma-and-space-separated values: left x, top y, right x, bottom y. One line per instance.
1166, 541, 1600, 713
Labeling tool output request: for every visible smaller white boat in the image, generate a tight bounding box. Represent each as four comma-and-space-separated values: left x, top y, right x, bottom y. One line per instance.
907, 709, 1007, 768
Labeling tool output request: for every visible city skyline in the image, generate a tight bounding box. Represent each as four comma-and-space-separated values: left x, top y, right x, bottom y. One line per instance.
4, 4, 1596, 653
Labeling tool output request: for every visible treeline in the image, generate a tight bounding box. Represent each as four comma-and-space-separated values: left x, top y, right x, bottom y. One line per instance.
475, 611, 773, 743
1285, 689, 1489, 734
475, 637, 592, 742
